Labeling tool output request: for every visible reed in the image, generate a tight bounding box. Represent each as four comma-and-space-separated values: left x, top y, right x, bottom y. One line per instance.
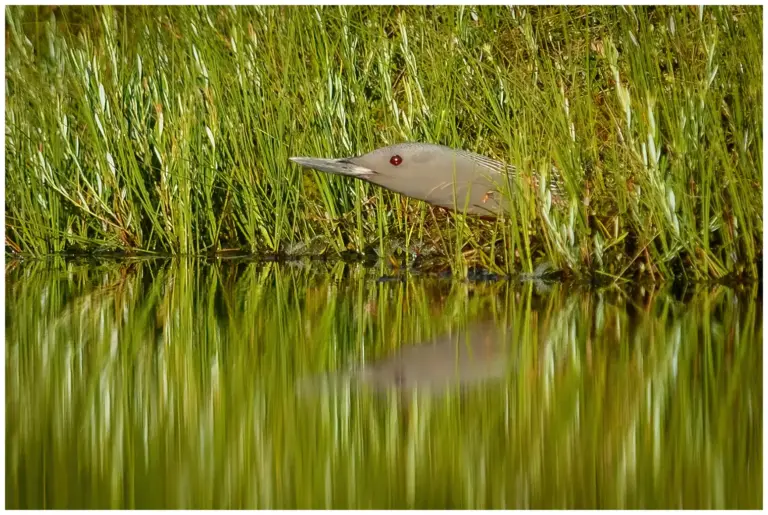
5, 6, 762, 280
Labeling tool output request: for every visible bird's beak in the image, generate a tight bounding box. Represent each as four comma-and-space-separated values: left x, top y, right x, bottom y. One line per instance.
289, 157, 376, 178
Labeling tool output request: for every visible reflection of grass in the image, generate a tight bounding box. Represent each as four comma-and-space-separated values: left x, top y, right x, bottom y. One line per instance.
5, 260, 762, 508
5, 6, 762, 279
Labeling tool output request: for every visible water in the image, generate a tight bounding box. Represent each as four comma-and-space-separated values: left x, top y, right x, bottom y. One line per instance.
5, 259, 762, 508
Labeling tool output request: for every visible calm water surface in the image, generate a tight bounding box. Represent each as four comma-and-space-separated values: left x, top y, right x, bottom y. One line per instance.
5, 259, 762, 508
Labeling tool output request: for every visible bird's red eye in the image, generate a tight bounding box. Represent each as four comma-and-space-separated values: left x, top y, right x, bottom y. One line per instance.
389, 155, 403, 166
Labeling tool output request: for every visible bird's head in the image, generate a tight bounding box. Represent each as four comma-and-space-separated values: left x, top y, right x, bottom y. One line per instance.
290, 142, 447, 178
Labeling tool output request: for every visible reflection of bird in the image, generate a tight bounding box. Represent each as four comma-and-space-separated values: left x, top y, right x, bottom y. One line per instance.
291, 142, 563, 217
298, 322, 513, 395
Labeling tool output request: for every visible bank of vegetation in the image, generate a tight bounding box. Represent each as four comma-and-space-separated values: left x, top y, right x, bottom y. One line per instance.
5, 6, 762, 281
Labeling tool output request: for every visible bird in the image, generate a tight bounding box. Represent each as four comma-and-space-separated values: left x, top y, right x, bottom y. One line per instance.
290, 142, 563, 217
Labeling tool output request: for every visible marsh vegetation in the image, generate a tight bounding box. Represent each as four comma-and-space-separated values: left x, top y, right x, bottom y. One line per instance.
5, 6, 762, 279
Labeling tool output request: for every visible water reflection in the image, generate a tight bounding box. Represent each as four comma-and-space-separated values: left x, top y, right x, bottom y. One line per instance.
302, 322, 513, 394
5, 259, 762, 509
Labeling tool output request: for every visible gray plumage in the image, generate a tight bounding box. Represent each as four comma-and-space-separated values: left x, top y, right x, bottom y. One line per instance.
290, 142, 562, 217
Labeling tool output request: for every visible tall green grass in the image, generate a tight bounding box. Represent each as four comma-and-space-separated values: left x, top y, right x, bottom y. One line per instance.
5, 259, 762, 508
5, 6, 762, 280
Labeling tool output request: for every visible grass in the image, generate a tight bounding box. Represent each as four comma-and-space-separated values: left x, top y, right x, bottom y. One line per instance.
5, 6, 763, 280
5, 258, 762, 508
